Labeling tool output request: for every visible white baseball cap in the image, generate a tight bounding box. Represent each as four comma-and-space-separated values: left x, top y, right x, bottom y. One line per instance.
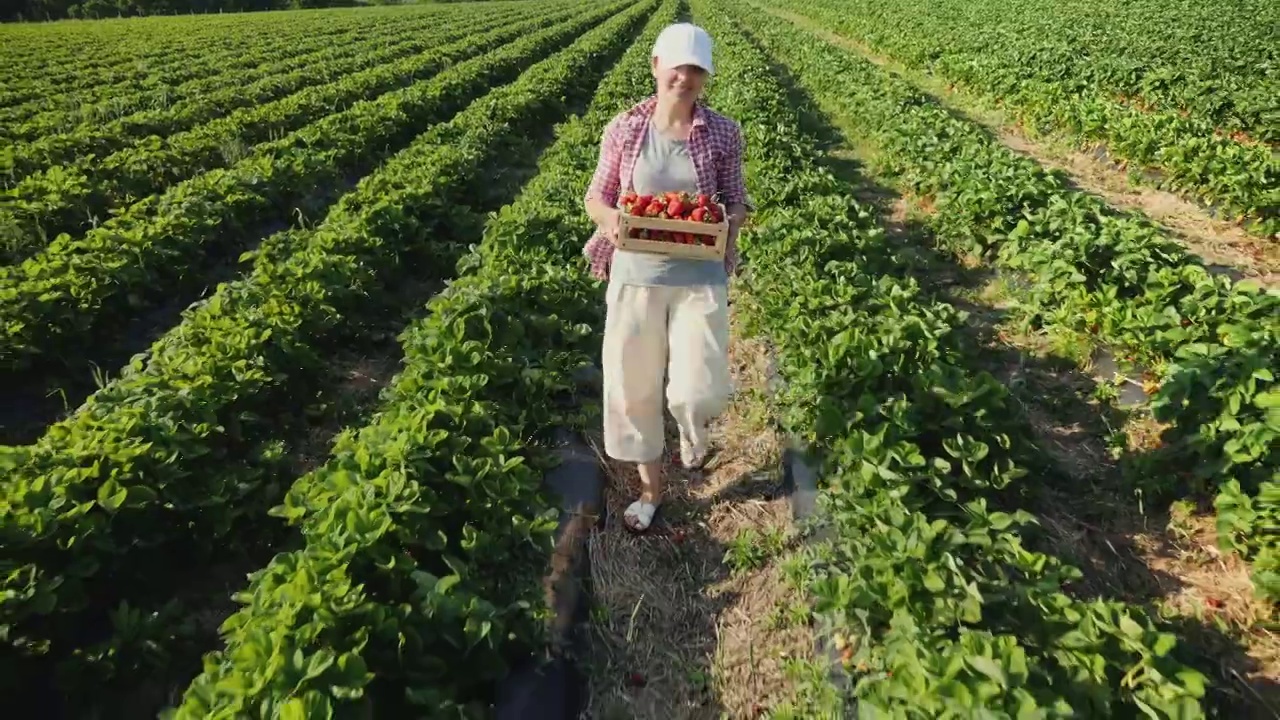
652, 23, 714, 74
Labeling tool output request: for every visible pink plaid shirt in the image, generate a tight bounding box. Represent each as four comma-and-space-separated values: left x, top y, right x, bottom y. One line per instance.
583, 95, 750, 281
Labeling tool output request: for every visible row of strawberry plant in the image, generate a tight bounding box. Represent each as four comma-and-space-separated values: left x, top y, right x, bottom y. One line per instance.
166, 3, 671, 715
0, 3, 557, 265
4, 3, 505, 105
0, 2, 652, 712
0, 5, 482, 169
0, 20, 272, 107
1, 8, 455, 158
0, 0, 637, 676
738, 2, 1280, 603
0, 3, 342, 80
780, 0, 1280, 143
0, 4, 437, 114
0, 4, 619, 383
0, 17, 353, 130
694, 1, 1212, 715
765, 0, 1279, 238
0, 10, 420, 140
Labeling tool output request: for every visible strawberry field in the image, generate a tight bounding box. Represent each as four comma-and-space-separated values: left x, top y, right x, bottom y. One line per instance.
1, 0, 1276, 717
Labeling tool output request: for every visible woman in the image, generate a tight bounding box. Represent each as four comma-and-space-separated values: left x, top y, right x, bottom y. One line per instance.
582, 22, 751, 533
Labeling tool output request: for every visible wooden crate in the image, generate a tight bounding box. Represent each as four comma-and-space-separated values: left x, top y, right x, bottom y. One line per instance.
616, 203, 729, 261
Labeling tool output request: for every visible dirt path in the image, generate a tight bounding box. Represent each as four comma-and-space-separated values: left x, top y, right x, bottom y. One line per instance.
580, 308, 811, 719
762, 4, 1280, 289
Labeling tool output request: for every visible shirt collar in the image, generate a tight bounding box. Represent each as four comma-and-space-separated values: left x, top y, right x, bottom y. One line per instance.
624, 94, 709, 131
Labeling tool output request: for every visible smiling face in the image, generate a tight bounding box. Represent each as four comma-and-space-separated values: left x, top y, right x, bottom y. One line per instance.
652, 57, 708, 102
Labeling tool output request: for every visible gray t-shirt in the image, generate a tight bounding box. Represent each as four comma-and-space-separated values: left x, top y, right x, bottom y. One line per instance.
609, 120, 727, 288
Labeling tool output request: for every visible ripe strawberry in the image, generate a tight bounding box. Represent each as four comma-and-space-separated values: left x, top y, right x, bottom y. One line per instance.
697, 193, 711, 208
645, 201, 663, 217
690, 207, 706, 223
667, 199, 685, 218
637, 194, 653, 207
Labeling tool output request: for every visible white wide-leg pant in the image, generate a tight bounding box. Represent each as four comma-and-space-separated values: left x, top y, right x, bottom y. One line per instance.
602, 282, 732, 463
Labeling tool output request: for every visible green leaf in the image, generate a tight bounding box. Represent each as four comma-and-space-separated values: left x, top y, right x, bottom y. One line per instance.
1152, 632, 1177, 656
966, 654, 1007, 685
435, 575, 461, 595
1118, 613, 1145, 639
1253, 390, 1280, 409
988, 512, 1013, 530
923, 570, 946, 592
280, 699, 308, 720
97, 481, 128, 512
1176, 668, 1207, 698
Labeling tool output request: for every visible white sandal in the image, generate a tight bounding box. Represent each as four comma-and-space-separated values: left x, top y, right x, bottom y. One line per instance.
623, 500, 660, 533
679, 439, 708, 471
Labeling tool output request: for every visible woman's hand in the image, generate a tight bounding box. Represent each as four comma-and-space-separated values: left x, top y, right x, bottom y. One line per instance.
601, 209, 622, 246
586, 198, 622, 246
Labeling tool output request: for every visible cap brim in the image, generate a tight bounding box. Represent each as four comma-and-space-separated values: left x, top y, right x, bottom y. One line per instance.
656, 53, 714, 74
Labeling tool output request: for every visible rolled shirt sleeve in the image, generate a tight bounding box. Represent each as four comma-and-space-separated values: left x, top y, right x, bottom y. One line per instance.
716, 121, 752, 211
585, 116, 625, 209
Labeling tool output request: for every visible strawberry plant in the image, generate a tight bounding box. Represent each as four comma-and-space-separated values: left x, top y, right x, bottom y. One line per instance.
738, 0, 1279, 604
0, 2, 628, 382
693, 1, 1211, 713
170, 4, 677, 713
764, 0, 1278, 237
0, 3, 558, 264
0, 2, 658, 711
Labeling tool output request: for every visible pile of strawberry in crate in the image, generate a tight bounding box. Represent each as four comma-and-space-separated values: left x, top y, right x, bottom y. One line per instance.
621, 190, 724, 246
